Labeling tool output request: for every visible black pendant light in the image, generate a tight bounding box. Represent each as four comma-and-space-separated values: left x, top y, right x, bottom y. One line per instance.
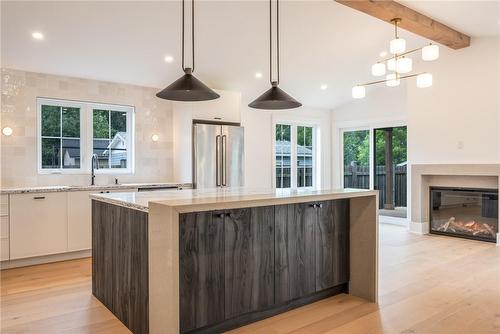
156, 0, 219, 101
249, 0, 301, 110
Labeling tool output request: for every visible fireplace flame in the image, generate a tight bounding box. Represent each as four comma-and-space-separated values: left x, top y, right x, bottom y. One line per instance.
437, 217, 497, 237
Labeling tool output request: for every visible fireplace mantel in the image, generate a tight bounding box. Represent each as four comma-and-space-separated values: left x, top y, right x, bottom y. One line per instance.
410, 164, 500, 245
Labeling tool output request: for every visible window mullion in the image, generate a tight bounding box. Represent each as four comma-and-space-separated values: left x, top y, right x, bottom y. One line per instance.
59, 107, 63, 170
108, 110, 112, 168
291, 125, 297, 189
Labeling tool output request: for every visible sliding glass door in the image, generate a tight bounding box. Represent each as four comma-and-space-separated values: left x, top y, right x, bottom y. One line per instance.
342, 129, 370, 189
374, 126, 407, 218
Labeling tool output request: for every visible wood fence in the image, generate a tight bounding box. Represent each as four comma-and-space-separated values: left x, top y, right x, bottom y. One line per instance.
344, 164, 407, 208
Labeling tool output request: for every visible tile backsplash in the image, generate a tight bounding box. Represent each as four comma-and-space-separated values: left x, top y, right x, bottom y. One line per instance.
1, 68, 174, 187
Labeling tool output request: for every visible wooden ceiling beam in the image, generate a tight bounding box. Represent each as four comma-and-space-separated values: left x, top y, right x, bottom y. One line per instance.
335, 0, 471, 49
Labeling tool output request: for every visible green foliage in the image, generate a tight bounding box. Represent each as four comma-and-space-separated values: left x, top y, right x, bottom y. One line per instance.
93, 110, 110, 138
297, 126, 313, 147
276, 124, 291, 142
41, 138, 60, 168
41, 105, 60, 137
343, 127, 407, 167
374, 127, 407, 165
343, 130, 369, 166
110, 111, 127, 137
61, 107, 80, 137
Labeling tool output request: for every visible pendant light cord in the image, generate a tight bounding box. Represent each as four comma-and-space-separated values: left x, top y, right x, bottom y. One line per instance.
270, 0, 279, 85
182, 0, 195, 73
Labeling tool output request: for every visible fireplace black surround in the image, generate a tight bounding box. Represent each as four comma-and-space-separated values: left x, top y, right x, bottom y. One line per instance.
430, 187, 498, 243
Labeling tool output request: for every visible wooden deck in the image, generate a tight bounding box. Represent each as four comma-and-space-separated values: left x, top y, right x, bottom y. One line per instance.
1, 224, 499, 334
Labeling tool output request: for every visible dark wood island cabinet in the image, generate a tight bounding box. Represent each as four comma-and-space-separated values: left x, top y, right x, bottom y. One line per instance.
91, 188, 378, 334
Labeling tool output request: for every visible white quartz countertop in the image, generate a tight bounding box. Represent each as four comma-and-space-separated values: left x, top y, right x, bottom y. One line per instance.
1, 183, 191, 195
90, 187, 378, 212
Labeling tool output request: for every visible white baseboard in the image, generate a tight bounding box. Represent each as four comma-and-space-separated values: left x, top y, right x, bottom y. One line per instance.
379, 215, 408, 226
408, 221, 430, 235
0, 249, 91, 270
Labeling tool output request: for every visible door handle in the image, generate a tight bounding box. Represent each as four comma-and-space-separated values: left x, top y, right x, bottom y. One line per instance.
216, 135, 221, 186
222, 135, 227, 186
33, 196, 46, 200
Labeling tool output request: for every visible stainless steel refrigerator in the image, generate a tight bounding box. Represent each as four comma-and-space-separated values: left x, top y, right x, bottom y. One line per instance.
193, 122, 244, 189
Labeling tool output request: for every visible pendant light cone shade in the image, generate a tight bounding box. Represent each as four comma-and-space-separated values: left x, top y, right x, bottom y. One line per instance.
156, 68, 219, 101
156, 0, 219, 102
249, 82, 302, 110
249, 0, 301, 110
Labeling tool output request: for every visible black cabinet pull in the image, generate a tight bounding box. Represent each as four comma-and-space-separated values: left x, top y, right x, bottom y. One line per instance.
214, 213, 225, 219
33, 196, 45, 200
318, 203, 323, 208
309, 203, 316, 208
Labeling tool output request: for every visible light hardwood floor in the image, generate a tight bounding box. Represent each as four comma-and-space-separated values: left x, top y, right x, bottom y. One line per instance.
1, 224, 499, 334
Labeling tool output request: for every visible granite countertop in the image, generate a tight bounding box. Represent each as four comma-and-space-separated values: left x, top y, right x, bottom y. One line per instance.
90, 187, 378, 212
1, 183, 192, 195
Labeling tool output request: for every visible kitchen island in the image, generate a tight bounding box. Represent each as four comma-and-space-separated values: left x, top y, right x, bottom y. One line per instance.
91, 188, 378, 334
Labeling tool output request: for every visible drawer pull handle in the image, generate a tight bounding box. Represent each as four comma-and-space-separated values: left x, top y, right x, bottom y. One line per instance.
33, 196, 46, 200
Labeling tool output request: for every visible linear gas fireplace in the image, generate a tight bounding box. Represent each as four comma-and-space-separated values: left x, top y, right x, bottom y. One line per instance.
430, 187, 498, 243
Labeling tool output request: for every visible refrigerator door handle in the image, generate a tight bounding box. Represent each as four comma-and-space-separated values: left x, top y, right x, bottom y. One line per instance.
222, 135, 227, 186
216, 135, 221, 186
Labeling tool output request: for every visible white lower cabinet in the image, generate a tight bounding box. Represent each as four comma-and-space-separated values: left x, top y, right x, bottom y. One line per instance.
10, 192, 68, 259
68, 189, 137, 252
68, 191, 93, 251
1, 195, 9, 261
5, 188, 140, 263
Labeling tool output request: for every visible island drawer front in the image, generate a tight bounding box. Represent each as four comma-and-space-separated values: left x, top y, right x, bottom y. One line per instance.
179, 199, 350, 334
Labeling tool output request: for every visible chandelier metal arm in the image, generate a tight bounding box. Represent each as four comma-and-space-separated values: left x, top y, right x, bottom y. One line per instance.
359, 72, 424, 87
377, 46, 425, 64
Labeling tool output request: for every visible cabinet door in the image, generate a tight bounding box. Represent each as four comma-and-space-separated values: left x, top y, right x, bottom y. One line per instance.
179, 211, 225, 332
275, 203, 316, 304
10, 192, 68, 259
224, 206, 274, 319
316, 201, 334, 291
316, 200, 350, 291
68, 191, 93, 251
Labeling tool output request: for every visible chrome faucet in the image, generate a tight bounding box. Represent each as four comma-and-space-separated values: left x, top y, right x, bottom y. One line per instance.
91, 154, 99, 186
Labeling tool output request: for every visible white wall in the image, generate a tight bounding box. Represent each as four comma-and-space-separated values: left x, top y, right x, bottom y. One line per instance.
0, 68, 174, 187
331, 85, 408, 188
331, 37, 500, 222
407, 37, 500, 164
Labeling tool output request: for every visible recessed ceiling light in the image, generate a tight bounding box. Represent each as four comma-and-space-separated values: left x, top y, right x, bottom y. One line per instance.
379, 51, 388, 57
164, 55, 174, 63
255, 72, 263, 79
32, 31, 44, 40
320, 84, 328, 90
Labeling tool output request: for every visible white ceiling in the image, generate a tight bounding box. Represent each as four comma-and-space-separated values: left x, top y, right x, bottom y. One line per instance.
401, 0, 500, 38
2, 1, 499, 109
